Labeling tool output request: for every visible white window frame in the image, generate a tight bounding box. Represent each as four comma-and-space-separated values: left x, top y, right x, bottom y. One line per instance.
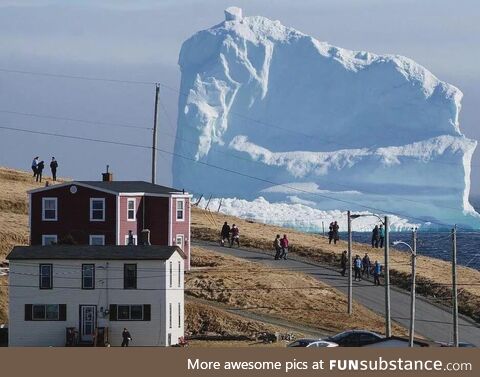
178, 261, 181, 288
32, 304, 59, 321
178, 302, 181, 328
42, 234, 57, 246
124, 234, 137, 245
89, 235, 105, 246
42, 197, 58, 221
90, 198, 105, 222
169, 303, 172, 329
176, 199, 185, 221
175, 234, 184, 250
169, 261, 173, 288
127, 198, 136, 221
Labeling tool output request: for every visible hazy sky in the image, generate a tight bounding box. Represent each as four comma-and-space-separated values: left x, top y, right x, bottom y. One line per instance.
0, 0, 479, 195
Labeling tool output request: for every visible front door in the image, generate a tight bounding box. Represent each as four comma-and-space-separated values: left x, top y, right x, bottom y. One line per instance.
79, 305, 96, 343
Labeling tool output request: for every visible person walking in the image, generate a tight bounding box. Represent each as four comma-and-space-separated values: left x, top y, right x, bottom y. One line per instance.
31, 156, 39, 177
220, 222, 231, 246
328, 222, 334, 244
121, 328, 132, 347
354, 255, 362, 281
50, 157, 58, 181
273, 234, 282, 260
371, 225, 380, 248
332, 221, 340, 245
379, 224, 385, 248
373, 261, 382, 286
230, 224, 240, 248
35, 160, 45, 182
340, 250, 348, 276
362, 253, 371, 278
280, 234, 289, 260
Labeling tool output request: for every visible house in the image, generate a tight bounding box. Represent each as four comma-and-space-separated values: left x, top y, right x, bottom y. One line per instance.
7, 244, 185, 347
28, 173, 191, 270
362, 336, 438, 348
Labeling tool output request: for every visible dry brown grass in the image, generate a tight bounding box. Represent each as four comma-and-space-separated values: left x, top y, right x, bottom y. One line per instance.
187, 246, 406, 336
0, 277, 7, 323
191, 206, 480, 322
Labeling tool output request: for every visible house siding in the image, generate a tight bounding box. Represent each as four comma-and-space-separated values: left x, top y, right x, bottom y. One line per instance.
118, 196, 144, 245
171, 197, 191, 270
31, 185, 117, 246
143, 196, 169, 246
8, 256, 184, 347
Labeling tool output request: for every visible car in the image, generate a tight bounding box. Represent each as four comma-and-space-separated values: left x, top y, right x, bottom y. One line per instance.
324, 330, 384, 347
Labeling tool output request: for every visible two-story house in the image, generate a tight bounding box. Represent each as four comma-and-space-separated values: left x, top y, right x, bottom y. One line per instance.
7, 244, 185, 347
28, 177, 191, 269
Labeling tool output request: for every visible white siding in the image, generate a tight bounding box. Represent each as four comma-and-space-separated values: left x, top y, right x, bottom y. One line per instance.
8, 253, 184, 347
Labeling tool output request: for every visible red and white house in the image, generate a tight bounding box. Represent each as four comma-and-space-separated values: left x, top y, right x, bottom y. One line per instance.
28, 178, 191, 269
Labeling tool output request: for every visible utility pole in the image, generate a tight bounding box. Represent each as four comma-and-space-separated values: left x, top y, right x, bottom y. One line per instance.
347, 211, 353, 315
151, 83, 160, 184
452, 225, 459, 347
384, 215, 391, 337
409, 228, 417, 347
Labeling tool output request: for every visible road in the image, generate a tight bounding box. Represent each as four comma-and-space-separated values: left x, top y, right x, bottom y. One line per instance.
193, 240, 480, 346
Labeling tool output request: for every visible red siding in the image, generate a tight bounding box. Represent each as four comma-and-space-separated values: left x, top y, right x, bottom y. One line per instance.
31, 184, 117, 245
171, 197, 191, 270
143, 196, 169, 246
119, 195, 144, 245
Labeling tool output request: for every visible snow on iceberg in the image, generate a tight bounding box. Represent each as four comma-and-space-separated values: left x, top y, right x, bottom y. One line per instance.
174, 7, 479, 229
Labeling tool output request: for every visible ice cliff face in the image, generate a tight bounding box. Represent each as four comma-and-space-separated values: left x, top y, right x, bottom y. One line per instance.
174, 7, 479, 229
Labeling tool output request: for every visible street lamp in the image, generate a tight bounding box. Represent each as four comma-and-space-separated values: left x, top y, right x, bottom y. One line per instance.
393, 228, 417, 348
349, 212, 391, 338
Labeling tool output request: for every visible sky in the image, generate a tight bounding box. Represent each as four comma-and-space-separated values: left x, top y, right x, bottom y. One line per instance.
0, 0, 479, 195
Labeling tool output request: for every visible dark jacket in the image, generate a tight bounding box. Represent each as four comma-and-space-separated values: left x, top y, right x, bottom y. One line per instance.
221, 224, 230, 238
122, 330, 131, 341
37, 161, 45, 172
50, 160, 58, 170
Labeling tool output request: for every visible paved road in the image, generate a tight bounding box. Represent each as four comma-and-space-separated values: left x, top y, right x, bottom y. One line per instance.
193, 240, 480, 346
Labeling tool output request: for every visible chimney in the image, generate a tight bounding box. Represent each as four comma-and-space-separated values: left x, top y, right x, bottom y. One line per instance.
140, 229, 151, 246
102, 165, 113, 182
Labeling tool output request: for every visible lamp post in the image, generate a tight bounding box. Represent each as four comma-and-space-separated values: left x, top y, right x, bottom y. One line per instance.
393, 228, 417, 347
350, 213, 391, 337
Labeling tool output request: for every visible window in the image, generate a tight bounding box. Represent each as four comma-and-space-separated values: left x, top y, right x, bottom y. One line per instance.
89, 235, 105, 246
42, 198, 57, 221
176, 199, 185, 221
178, 302, 181, 328
168, 333, 172, 346
42, 235, 57, 246
124, 234, 137, 245
127, 198, 136, 221
169, 303, 172, 329
26, 304, 66, 321
175, 234, 184, 250
178, 261, 181, 288
39, 264, 52, 289
124, 264, 137, 289
108, 304, 150, 321
90, 198, 105, 221
82, 264, 95, 289
169, 261, 173, 288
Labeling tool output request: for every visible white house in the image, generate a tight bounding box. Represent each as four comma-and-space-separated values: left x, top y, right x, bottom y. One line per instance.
7, 244, 185, 347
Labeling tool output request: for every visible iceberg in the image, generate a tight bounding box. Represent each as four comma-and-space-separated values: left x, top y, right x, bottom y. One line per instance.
174, 7, 479, 229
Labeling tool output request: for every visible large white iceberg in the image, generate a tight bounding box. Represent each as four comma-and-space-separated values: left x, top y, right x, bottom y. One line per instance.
174, 7, 479, 229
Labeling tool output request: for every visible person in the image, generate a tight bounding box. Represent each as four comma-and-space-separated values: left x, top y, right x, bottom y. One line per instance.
220, 222, 230, 246
31, 156, 39, 177
273, 234, 282, 260
230, 224, 239, 248
35, 160, 45, 182
340, 250, 348, 276
379, 224, 385, 248
127, 230, 135, 245
328, 222, 334, 244
371, 225, 380, 248
362, 253, 371, 278
50, 157, 58, 181
280, 234, 289, 260
121, 328, 132, 347
354, 254, 362, 281
332, 221, 340, 244
373, 260, 382, 286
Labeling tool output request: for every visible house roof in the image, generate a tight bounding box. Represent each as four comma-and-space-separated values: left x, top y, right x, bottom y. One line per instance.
7, 245, 186, 261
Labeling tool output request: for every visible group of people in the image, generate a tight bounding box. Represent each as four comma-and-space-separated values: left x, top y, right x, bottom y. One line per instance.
31, 156, 59, 182
273, 234, 289, 260
220, 222, 240, 248
340, 251, 382, 286
328, 221, 340, 244
371, 224, 385, 248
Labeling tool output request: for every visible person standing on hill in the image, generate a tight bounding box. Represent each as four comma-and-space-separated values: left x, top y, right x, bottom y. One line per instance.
230, 224, 240, 248
328, 222, 334, 244
50, 157, 58, 181
340, 250, 348, 276
371, 225, 380, 248
220, 221, 231, 246
373, 261, 382, 286
36, 160, 45, 182
362, 253, 371, 278
332, 221, 340, 244
280, 234, 289, 260
354, 254, 362, 281
379, 224, 385, 248
273, 234, 282, 260
31, 156, 39, 177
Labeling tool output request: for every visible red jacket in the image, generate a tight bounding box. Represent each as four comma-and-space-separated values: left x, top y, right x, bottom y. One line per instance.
281, 237, 289, 248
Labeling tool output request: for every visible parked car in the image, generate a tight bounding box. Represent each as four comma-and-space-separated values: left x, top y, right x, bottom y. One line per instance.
324, 330, 384, 347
